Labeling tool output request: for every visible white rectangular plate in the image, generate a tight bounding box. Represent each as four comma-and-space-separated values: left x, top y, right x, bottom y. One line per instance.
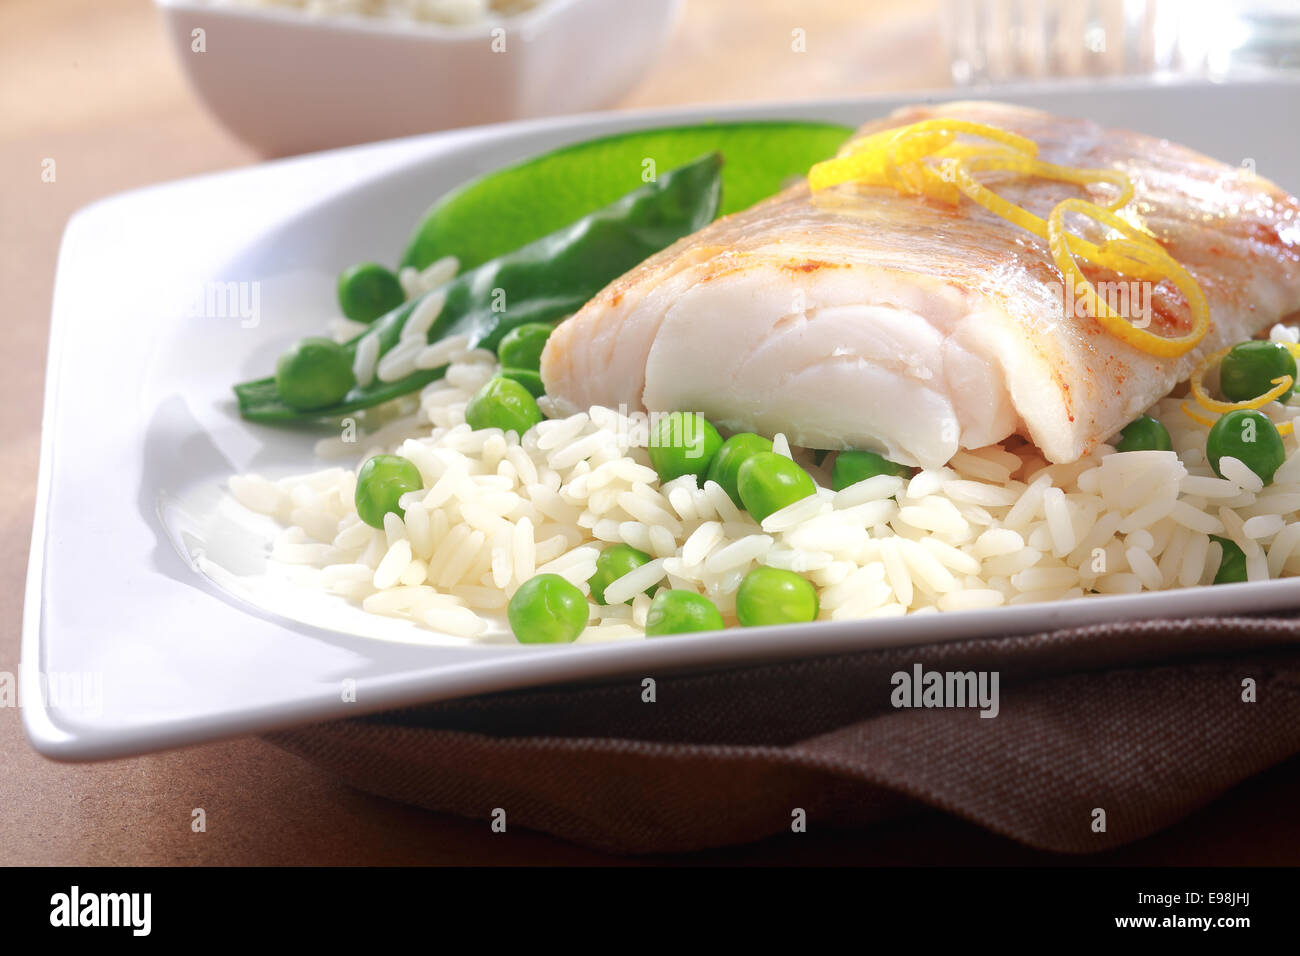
25, 79, 1300, 760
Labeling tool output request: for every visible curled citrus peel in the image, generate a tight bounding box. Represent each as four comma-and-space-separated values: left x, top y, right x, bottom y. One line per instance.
809, 118, 1212, 358
1047, 199, 1209, 358
1180, 343, 1296, 434
1181, 400, 1295, 436
809, 119, 1037, 198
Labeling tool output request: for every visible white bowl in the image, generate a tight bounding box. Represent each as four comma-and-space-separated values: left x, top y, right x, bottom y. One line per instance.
154, 0, 682, 154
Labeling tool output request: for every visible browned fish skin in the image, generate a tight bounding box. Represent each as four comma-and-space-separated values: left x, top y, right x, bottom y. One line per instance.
541, 101, 1300, 467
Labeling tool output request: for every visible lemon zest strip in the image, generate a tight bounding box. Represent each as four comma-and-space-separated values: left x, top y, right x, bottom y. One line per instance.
1189, 345, 1295, 413
1047, 198, 1209, 358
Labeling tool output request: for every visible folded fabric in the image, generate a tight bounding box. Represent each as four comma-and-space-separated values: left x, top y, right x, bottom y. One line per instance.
266, 615, 1300, 855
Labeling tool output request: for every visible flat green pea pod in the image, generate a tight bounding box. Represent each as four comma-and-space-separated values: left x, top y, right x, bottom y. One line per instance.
497, 322, 554, 372
831, 450, 910, 491
707, 433, 773, 506
508, 574, 589, 643
234, 153, 723, 425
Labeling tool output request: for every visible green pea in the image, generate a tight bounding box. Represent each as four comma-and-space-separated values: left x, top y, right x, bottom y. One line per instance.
355, 454, 423, 529
1210, 535, 1248, 584
736, 452, 817, 523
500, 367, 545, 398
507, 573, 589, 644
274, 337, 355, 411
1206, 408, 1285, 485
645, 590, 724, 636
831, 450, 911, 491
337, 263, 405, 324
588, 543, 654, 605
497, 322, 554, 372
465, 375, 544, 436
735, 567, 819, 627
1114, 415, 1172, 452
648, 411, 723, 483
706, 433, 773, 505
1219, 340, 1297, 402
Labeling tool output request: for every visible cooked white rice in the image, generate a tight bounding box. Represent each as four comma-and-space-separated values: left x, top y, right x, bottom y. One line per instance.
229, 322, 1300, 643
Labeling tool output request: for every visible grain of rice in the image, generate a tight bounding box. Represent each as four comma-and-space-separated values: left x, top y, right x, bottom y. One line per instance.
1169, 499, 1224, 534
1125, 546, 1162, 590
941, 479, 1021, 507
400, 289, 447, 343
648, 524, 678, 558
603, 558, 667, 605
400, 558, 428, 587
1178, 532, 1211, 587
1218, 506, 1260, 558
1012, 566, 1080, 591
772, 432, 792, 459
1246, 548, 1269, 582
321, 563, 373, 586
1219, 456, 1265, 493
972, 527, 1024, 560
764, 546, 835, 573
421, 605, 488, 638
1042, 487, 1075, 556
938, 589, 1005, 611
899, 539, 957, 592
879, 539, 913, 607
703, 480, 744, 523
919, 537, 981, 575
898, 497, 968, 536
1180, 474, 1241, 498
1003, 474, 1050, 530
833, 474, 904, 507
828, 581, 893, 619
761, 493, 828, 532
906, 468, 952, 499
1243, 513, 1285, 539
1118, 496, 1177, 534
229, 474, 280, 514
450, 585, 508, 610
373, 539, 413, 589
981, 547, 1043, 577
950, 450, 1012, 484
1093, 572, 1142, 594
353, 333, 380, 387
704, 534, 773, 574
632, 592, 652, 628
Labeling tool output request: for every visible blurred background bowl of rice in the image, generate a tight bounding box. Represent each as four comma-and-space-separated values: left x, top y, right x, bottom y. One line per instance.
154, 0, 684, 155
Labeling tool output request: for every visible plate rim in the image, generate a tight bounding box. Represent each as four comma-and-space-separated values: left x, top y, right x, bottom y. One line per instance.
25, 77, 1300, 761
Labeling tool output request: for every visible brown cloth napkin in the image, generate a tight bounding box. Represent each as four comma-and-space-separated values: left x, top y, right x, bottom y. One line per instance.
266, 615, 1300, 855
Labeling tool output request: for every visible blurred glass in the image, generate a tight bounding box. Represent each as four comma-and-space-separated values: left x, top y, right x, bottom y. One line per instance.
943, 0, 1300, 85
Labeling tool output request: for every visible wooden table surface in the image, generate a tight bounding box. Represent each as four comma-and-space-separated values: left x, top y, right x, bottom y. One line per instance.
4, 0, 1299, 866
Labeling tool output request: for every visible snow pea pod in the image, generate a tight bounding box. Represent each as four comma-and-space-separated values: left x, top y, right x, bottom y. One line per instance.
233, 153, 723, 424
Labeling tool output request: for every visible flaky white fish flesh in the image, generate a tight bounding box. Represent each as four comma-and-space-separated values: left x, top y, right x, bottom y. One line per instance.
541, 101, 1300, 468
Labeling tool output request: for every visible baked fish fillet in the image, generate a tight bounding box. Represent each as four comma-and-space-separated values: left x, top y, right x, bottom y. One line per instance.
540, 101, 1300, 469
